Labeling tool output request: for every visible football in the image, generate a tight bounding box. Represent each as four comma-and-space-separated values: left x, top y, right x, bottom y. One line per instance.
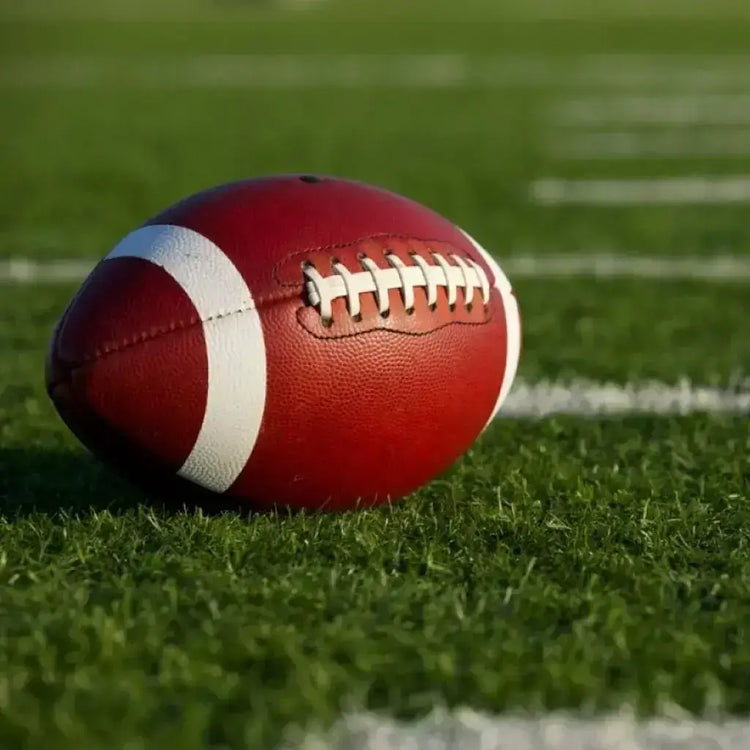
46, 175, 521, 512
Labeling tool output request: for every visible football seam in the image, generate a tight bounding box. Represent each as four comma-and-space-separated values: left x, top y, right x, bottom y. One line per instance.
49, 288, 300, 386
51, 233, 503, 382
295, 306, 495, 340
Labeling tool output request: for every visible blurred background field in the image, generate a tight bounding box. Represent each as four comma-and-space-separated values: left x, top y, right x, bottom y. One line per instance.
0, 1, 748, 748
4, 0, 750, 262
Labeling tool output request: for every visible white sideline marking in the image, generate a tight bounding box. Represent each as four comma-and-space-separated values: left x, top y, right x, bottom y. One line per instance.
553, 94, 750, 125
501, 379, 750, 418
532, 176, 750, 205
549, 130, 750, 159
290, 710, 750, 750
4, 54, 750, 89
3, 254, 750, 284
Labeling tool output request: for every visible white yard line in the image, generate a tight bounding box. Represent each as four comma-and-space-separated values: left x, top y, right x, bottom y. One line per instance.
0, 0, 329, 20
3, 254, 750, 284
0, 55, 473, 89
3, 1, 750, 22
290, 710, 750, 750
548, 130, 750, 159
501, 379, 749, 418
503, 254, 750, 281
552, 94, 750, 125
0, 258, 96, 283
4, 55, 750, 89
531, 176, 750, 205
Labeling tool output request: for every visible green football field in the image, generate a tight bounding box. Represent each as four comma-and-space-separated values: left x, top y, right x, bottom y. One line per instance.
0, 1, 748, 748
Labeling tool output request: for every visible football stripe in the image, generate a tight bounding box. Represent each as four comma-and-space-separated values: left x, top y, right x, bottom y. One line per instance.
459, 228, 522, 424
106, 223, 267, 493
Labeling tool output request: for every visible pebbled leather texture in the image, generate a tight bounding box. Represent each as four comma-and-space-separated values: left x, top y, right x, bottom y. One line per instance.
48, 258, 208, 471
47, 175, 518, 512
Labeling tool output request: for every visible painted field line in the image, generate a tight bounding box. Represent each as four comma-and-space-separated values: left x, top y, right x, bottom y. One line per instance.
553, 94, 750, 125
4, 1, 750, 22
4, 254, 750, 285
0, 0, 328, 20
290, 709, 750, 750
501, 379, 750, 418
503, 254, 750, 280
3, 0, 750, 22
3, 254, 750, 285
0, 258, 95, 283
4, 55, 750, 89
548, 130, 750, 159
532, 176, 750, 205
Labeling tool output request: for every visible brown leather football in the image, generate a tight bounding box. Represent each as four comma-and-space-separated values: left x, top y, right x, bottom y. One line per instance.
46, 175, 521, 512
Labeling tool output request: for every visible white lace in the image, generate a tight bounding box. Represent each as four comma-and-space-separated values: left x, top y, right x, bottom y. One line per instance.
303, 252, 491, 324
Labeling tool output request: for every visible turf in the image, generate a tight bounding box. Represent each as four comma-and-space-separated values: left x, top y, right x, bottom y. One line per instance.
5, 86, 750, 260
2, 416, 749, 750
1, 0, 749, 748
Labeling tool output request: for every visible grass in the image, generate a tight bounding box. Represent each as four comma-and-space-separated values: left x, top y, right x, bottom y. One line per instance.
2, 416, 749, 749
5, 86, 750, 260
1, 0, 749, 747
0, 276, 747, 750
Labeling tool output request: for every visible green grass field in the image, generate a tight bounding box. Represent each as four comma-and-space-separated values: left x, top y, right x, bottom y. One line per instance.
0, 1, 748, 748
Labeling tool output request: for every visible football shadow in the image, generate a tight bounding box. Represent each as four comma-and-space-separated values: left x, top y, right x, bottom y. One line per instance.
0, 447, 258, 519
0, 447, 144, 517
